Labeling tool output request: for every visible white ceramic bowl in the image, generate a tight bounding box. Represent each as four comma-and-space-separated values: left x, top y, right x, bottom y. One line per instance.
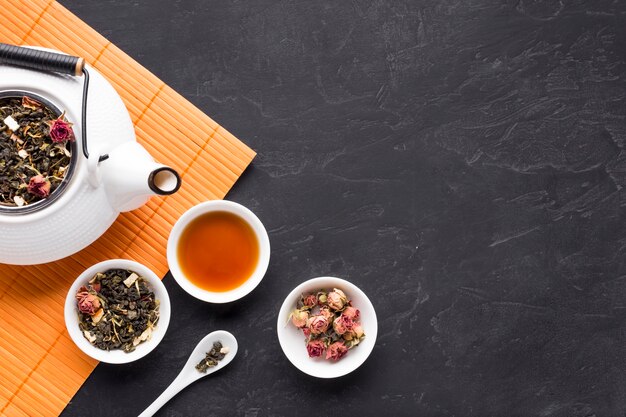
276, 277, 378, 378
167, 200, 271, 303
64, 259, 171, 364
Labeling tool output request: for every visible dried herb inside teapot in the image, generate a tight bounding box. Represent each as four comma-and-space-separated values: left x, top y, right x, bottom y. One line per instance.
195, 341, 229, 373
0, 95, 74, 207
76, 269, 160, 353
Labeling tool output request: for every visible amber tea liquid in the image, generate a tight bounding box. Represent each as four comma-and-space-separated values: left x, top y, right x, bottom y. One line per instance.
177, 211, 259, 292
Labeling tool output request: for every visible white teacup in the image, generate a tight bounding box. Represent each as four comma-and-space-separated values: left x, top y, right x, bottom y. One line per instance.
167, 200, 270, 303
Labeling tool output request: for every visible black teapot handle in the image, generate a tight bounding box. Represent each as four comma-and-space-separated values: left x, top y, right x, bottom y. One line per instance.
0, 43, 108, 162
0, 42, 84, 76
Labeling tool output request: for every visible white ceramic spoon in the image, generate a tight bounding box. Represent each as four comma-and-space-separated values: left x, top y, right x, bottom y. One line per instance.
138, 330, 238, 417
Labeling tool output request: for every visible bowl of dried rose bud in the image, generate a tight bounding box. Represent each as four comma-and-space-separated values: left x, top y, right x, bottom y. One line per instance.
276, 277, 377, 378
64, 259, 171, 364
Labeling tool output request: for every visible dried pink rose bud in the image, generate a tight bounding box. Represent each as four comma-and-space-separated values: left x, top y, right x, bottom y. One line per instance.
326, 341, 349, 361
327, 288, 348, 311
319, 307, 333, 321
317, 291, 327, 304
343, 323, 365, 341
76, 290, 101, 315
302, 294, 317, 308
27, 175, 51, 198
290, 308, 309, 328
76, 285, 89, 293
47, 113, 75, 143
342, 306, 360, 320
307, 314, 330, 335
302, 327, 311, 338
306, 339, 326, 358
332, 314, 355, 335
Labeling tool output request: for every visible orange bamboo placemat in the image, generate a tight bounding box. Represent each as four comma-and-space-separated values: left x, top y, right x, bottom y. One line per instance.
0, 1, 255, 416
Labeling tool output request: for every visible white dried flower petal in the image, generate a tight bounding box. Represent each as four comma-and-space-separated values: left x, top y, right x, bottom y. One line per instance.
3, 115, 19, 131
123, 272, 139, 288
92, 308, 104, 324
133, 327, 152, 346
56, 144, 71, 157
83, 330, 96, 343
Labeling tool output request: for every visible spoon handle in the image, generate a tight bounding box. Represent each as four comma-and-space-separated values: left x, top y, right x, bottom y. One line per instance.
137, 373, 189, 417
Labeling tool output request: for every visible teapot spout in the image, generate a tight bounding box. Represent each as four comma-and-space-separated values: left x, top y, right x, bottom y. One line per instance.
148, 166, 181, 195
99, 142, 181, 212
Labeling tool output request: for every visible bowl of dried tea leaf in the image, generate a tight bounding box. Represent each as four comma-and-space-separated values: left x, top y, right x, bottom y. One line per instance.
0, 91, 77, 212
64, 259, 171, 364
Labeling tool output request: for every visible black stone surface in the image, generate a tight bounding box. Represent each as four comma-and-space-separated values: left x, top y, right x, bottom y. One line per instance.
58, 1, 626, 416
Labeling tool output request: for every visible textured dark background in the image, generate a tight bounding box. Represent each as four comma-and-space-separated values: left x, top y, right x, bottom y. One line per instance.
59, 0, 626, 416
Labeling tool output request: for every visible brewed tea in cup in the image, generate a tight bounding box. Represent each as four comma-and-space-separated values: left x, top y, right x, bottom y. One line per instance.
167, 200, 270, 303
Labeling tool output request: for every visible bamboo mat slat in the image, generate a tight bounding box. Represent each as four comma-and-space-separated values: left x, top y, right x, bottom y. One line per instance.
0, 1, 255, 416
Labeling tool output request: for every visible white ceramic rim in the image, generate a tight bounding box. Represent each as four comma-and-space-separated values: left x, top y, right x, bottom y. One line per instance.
166, 200, 271, 303
276, 277, 378, 378
64, 259, 171, 364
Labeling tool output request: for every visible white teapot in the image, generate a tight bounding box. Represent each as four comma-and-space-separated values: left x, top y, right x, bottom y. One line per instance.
0, 48, 181, 265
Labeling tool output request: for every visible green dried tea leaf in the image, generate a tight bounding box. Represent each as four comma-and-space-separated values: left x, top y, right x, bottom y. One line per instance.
195, 341, 229, 373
